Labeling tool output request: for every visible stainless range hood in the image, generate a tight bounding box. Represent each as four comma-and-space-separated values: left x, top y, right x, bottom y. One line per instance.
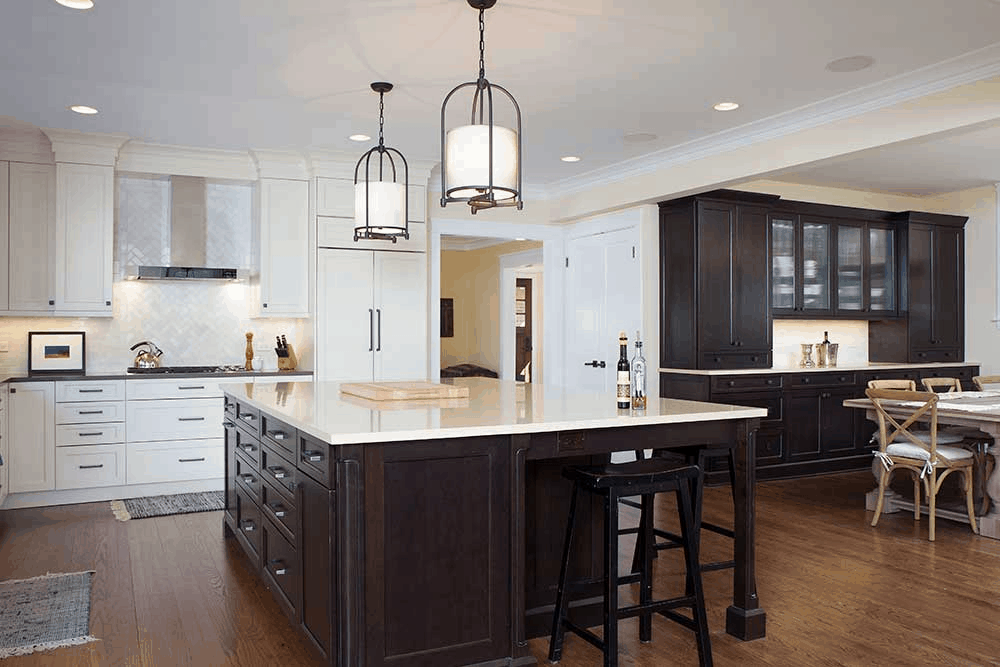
126, 175, 247, 281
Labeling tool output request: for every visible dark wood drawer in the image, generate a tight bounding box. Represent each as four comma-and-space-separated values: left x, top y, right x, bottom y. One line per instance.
860, 369, 917, 384
917, 366, 974, 381
711, 374, 782, 393
261, 413, 296, 463
756, 430, 784, 465
911, 348, 961, 363
261, 477, 298, 544
711, 392, 783, 424
260, 442, 299, 504
699, 351, 771, 370
234, 454, 261, 503
297, 432, 333, 489
235, 487, 262, 566
262, 516, 301, 620
233, 428, 260, 467
235, 402, 260, 438
786, 371, 857, 389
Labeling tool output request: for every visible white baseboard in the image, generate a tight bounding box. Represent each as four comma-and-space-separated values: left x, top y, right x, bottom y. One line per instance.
1, 478, 224, 510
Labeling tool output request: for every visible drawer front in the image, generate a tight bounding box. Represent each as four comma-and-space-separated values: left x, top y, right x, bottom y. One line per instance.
56, 380, 126, 402
917, 366, 975, 384
860, 369, 916, 384
711, 375, 782, 393
127, 439, 224, 484
235, 403, 261, 438
233, 428, 261, 467
126, 398, 223, 442
262, 517, 301, 617
711, 392, 784, 424
127, 378, 224, 400
755, 430, 784, 465
56, 422, 126, 446
786, 372, 857, 389
55, 444, 126, 489
699, 351, 771, 370
911, 348, 962, 363
260, 443, 298, 503
261, 413, 296, 462
56, 401, 126, 425
318, 215, 427, 252
297, 432, 333, 489
261, 478, 298, 542
234, 453, 262, 502
236, 488, 262, 563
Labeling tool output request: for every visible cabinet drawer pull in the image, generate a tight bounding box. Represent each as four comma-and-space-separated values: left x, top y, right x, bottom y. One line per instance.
78, 410, 104, 415
240, 520, 255, 532
302, 450, 323, 462
239, 413, 257, 421
241, 444, 256, 453
178, 416, 206, 422
266, 465, 287, 479
270, 559, 287, 576
178, 457, 206, 463
78, 463, 104, 470
223, 420, 235, 428
178, 385, 206, 390
268, 502, 287, 518
78, 431, 104, 437
241, 474, 255, 484
266, 430, 288, 440
78, 388, 104, 393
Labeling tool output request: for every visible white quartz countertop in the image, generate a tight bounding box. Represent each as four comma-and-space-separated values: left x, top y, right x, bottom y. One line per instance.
658, 361, 981, 376
222, 377, 768, 445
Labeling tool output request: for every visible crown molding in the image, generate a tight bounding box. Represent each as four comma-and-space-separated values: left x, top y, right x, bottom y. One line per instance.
41, 128, 129, 166
548, 42, 1000, 199
117, 140, 257, 181
250, 149, 311, 180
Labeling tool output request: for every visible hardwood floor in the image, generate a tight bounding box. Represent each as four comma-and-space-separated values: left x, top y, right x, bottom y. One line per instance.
2, 471, 999, 666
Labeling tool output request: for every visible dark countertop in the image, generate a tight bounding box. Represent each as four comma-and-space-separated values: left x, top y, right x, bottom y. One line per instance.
5, 370, 313, 383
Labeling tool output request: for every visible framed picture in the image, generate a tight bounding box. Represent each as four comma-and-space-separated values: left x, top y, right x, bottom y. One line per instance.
28, 331, 86, 375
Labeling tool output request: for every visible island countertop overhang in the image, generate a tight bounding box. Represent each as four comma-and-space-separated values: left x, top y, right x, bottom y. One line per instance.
221, 377, 768, 445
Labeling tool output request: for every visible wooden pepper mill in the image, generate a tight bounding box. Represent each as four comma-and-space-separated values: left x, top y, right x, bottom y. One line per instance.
245, 332, 254, 370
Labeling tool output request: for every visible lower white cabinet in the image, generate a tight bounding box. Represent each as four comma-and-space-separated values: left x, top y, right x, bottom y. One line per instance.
0, 384, 9, 505
56, 444, 126, 490
9, 382, 56, 493
127, 439, 224, 484
317, 248, 427, 381
126, 398, 223, 442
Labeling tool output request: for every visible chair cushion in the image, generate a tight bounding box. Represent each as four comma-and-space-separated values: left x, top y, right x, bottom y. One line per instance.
878, 430, 964, 446
884, 442, 974, 462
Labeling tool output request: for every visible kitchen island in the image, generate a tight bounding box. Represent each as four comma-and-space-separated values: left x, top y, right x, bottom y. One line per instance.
222, 378, 767, 667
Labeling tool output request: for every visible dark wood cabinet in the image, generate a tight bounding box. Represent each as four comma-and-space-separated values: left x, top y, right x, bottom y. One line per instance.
870, 212, 967, 362
660, 193, 774, 369
771, 212, 835, 317
834, 220, 898, 318
299, 471, 335, 662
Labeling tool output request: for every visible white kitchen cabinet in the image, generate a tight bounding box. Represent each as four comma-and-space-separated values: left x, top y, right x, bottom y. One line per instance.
254, 178, 311, 318
8, 163, 56, 312
0, 162, 9, 311
54, 379, 125, 490
317, 248, 427, 381
9, 382, 56, 493
54, 163, 114, 315
55, 444, 126, 490
316, 176, 426, 252
0, 384, 8, 506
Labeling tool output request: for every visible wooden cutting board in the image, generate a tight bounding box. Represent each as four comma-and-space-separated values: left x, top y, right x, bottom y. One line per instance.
339, 381, 470, 401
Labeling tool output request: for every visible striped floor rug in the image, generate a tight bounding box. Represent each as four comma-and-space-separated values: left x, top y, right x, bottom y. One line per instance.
111, 490, 225, 521
0, 571, 97, 658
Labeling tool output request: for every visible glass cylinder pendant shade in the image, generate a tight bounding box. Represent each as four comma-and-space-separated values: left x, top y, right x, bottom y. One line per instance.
445, 124, 518, 202
354, 180, 406, 241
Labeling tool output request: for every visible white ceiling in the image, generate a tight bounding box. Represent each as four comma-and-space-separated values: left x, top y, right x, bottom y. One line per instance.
5, 0, 1000, 194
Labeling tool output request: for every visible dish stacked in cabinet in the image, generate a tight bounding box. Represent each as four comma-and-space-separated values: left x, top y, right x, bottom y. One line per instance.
223, 394, 335, 662
55, 380, 126, 489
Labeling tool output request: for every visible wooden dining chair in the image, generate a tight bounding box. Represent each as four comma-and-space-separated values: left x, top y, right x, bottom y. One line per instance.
867, 387, 978, 541
973, 375, 1000, 391
921, 377, 962, 393
867, 379, 916, 390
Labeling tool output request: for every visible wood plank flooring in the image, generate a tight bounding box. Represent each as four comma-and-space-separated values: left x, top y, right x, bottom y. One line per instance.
2, 471, 999, 666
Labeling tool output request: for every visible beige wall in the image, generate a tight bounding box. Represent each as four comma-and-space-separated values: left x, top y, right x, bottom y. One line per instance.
440, 240, 543, 373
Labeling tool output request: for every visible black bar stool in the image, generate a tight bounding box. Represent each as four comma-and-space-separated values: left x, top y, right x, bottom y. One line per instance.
548, 459, 713, 667
622, 447, 736, 575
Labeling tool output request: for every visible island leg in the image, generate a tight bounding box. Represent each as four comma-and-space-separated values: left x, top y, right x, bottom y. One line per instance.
725, 418, 766, 640
976, 433, 1000, 538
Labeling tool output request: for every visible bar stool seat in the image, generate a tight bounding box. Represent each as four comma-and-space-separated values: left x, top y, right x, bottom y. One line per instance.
548, 459, 713, 667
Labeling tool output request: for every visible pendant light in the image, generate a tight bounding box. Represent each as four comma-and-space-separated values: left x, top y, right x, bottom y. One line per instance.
355, 82, 409, 242
440, 0, 523, 214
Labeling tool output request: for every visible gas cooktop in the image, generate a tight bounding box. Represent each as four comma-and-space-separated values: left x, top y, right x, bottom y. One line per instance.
126, 365, 248, 374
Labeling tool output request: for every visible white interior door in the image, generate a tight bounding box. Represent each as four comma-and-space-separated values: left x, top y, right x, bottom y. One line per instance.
317, 249, 376, 381
565, 227, 641, 396
375, 251, 428, 381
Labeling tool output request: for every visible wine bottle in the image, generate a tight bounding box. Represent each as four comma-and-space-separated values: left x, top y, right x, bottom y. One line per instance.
617, 331, 631, 409
631, 330, 646, 410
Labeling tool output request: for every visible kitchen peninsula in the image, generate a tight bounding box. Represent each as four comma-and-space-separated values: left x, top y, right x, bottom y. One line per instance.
222, 378, 767, 667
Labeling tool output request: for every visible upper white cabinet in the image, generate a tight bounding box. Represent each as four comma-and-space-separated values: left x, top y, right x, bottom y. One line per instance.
8, 162, 56, 312
55, 163, 114, 314
315, 177, 426, 252
254, 177, 311, 317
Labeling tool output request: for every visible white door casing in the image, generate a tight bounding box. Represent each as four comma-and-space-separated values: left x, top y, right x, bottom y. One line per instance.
499, 248, 543, 382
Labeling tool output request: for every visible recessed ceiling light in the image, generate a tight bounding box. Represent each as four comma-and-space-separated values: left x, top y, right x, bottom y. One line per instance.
349, 134, 370, 142
514, 237, 526, 241
825, 55, 875, 73
713, 102, 740, 112
56, 0, 94, 8
623, 132, 657, 143
560, 156, 581, 163
69, 105, 98, 115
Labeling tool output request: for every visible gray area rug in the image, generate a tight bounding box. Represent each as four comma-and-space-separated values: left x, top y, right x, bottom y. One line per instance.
0, 570, 98, 658
111, 490, 225, 521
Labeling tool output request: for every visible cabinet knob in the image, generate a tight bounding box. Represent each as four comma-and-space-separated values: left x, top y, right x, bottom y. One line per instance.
48, 299, 55, 306
728, 380, 736, 387
803, 378, 811, 383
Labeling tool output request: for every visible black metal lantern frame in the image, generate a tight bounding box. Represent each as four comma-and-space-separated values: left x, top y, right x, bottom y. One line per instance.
440, 0, 523, 214
355, 81, 409, 242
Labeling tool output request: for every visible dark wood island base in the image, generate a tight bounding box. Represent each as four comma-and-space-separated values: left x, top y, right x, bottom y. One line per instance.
222, 380, 766, 666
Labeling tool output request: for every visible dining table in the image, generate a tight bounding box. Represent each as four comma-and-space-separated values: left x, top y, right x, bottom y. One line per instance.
844, 390, 1000, 539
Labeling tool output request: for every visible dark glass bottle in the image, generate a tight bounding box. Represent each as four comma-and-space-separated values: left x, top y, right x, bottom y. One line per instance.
617, 331, 630, 409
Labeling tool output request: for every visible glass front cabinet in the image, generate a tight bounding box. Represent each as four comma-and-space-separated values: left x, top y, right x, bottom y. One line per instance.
835, 221, 896, 317
770, 213, 833, 317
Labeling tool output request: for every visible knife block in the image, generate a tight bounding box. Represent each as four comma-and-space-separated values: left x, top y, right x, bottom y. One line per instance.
277, 343, 298, 371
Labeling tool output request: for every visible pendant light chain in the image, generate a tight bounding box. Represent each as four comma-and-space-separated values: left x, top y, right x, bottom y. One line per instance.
378, 90, 386, 149
478, 8, 486, 83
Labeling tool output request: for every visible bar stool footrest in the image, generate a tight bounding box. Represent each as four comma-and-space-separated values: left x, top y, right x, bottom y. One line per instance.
702, 559, 736, 572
